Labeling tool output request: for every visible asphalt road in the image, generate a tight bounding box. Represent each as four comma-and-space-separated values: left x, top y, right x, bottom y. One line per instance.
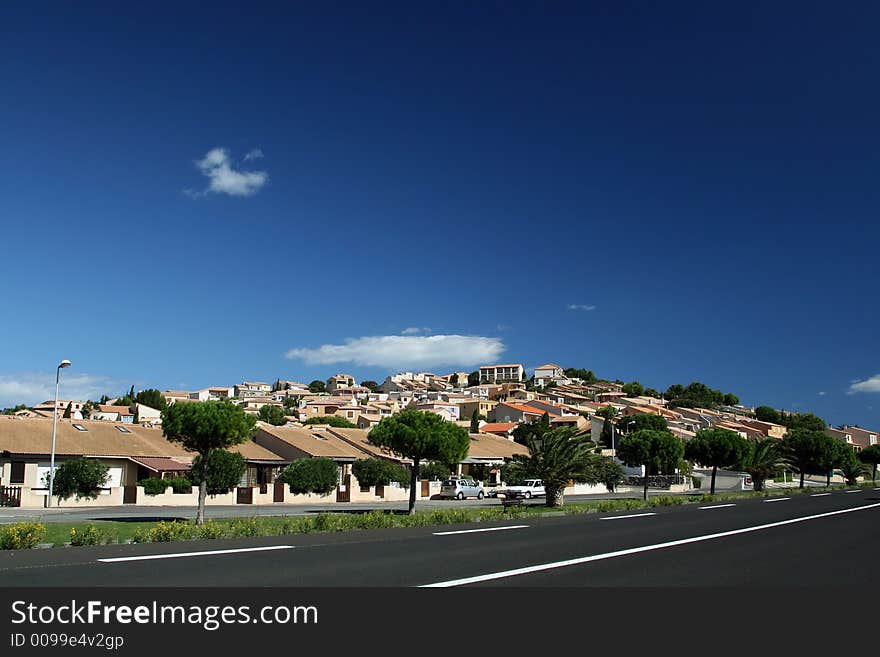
1, 487, 878, 587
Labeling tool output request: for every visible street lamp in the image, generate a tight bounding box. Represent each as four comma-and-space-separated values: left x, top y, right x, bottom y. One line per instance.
47, 360, 71, 508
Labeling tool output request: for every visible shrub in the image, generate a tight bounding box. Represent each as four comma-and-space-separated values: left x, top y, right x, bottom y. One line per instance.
649, 495, 683, 507
692, 476, 702, 488
194, 520, 227, 540
0, 521, 46, 549
138, 521, 194, 543
139, 477, 170, 496
313, 512, 349, 532
229, 517, 261, 538
50, 458, 109, 501
278, 458, 338, 495
167, 477, 192, 494
419, 462, 452, 481
70, 523, 106, 546
280, 517, 315, 535
352, 458, 410, 489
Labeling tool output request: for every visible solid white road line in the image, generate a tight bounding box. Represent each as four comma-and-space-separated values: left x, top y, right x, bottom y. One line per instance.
699, 504, 736, 510
811, 493, 831, 497
420, 502, 880, 587
764, 497, 790, 503
845, 490, 862, 494
98, 545, 295, 563
599, 513, 657, 521
434, 525, 528, 536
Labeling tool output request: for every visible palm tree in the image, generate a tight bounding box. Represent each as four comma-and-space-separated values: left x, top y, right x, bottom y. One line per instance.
739, 438, 787, 492
838, 455, 869, 486
511, 426, 604, 507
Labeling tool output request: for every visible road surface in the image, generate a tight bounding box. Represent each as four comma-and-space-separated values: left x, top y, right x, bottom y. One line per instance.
1, 487, 878, 587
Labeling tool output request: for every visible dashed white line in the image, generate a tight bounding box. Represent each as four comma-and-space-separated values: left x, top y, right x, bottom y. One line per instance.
844, 490, 862, 494
811, 493, 831, 497
599, 513, 657, 521
98, 545, 295, 563
433, 525, 529, 536
764, 497, 790, 503
699, 504, 736, 510
420, 502, 880, 587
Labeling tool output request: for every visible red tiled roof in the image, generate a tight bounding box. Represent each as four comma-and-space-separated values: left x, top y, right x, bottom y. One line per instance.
481, 422, 519, 433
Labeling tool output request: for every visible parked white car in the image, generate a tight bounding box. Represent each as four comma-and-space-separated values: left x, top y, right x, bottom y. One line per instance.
499, 479, 545, 499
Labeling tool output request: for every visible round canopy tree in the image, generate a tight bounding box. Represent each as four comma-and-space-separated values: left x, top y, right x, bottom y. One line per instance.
162, 400, 256, 525
617, 429, 684, 500
858, 444, 880, 483
368, 410, 470, 514
684, 428, 748, 495
49, 458, 109, 504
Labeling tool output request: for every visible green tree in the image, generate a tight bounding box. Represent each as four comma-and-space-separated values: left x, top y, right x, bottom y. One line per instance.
302, 415, 357, 428
133, 389, 168, 411
368, 410, 470, 513
190, 450, 247, 495
2, 403, 30, 415
722, 393, 740, 407
595, 405, 619, 448
593, 457, 626, 492
664, 384, 684, 400
684, 428, 747, 494
352, 458, 410, 489
419, 462, 452, 481
277, 458, 338, 495
258, 404, 287, 426
360, 380, 379, 392
784, 413, 826, 433
784, 428, 827, 488
508, 426, 604, 507
470, 410, 481, 433
282, 397, 298, 410
617, 430, 684, 500
307, 380, 326, 393
737, 437, 787, 492
755, 406, 781, 423
49, 458, 109, 502
816, 436, 852, 486
857, 445, 880, 483
621, 381, 644, 397
467, 371, 480, 387
62, 401, 72, 418
838, 451, 868, 486
619, 413, 668, 435
162, 400, 256, 524
644, 388, 661, 399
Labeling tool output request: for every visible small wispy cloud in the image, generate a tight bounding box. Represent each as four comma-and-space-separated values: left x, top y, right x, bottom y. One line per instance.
818, 391, 826, 396
286, 335, 505, 369
567, 304, 596, 311
244, 148, 264, 161
186, 147, 268, 198
401, 327, 432, 335
848, 374, 880, 395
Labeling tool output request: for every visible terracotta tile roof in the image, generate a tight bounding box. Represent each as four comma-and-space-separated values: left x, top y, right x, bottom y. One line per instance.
256, 425, 369, 459
465, 432, 529, 459
98, 405, 133, 414
480, 422, 519, 433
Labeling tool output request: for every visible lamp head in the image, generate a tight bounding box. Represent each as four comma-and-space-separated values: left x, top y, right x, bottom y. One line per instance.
58, 360, 71, 369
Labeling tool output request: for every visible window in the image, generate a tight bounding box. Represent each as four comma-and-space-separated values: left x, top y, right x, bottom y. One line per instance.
10, 462, 25, 484
72, 424, 88, 432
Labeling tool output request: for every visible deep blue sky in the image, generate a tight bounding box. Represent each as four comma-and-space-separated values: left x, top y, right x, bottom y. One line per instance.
1, 2, 878, 426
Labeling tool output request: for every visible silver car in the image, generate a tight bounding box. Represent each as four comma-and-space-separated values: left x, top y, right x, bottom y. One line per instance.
440, 477, 485, 500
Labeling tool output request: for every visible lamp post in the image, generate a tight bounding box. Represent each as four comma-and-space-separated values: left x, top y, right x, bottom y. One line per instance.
47, 359, 71, 508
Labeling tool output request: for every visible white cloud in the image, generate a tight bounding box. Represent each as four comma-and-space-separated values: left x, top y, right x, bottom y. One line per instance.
243, 148, 264, 161
0, 372, 119, 408
189, 147, 268, 197
848, 374, 880, 395
818, 391, 826, 396
401, 327, 431, 335
285, 335, 505, 369
567, 304, 596, 311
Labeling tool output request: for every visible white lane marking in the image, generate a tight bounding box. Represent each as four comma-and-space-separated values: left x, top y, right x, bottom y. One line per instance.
764, 497, 790, 503
420, 502, 880, 587
98, 545, 294, 563
844, 490, 862, 494
811, 493, 831, 497
699, 504, 736, 510
434, 525, 528, 536
599, 513, 656, 521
